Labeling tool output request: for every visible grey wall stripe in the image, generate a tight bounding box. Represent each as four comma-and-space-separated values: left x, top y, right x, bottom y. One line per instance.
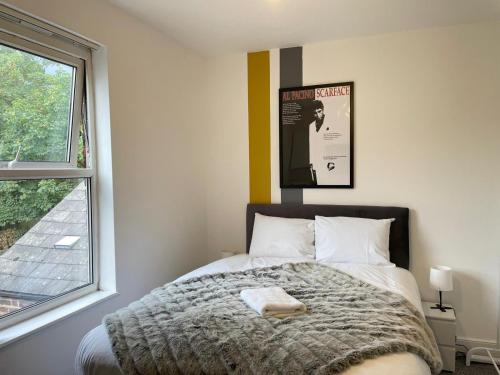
280, 47, 302, 88
280, 47, 304, 204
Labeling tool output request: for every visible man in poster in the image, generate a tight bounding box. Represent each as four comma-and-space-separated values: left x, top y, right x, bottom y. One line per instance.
308, 92, 351, 185
280, 82, 352, 188
308, 100, 326, 184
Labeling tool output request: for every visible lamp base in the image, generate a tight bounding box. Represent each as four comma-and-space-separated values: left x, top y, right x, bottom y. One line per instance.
430, 304, 453, 313
430, 291, 453, 312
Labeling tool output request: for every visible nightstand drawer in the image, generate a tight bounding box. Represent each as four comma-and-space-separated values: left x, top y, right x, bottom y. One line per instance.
438, 345, 456, 372
427, 319, 455, 346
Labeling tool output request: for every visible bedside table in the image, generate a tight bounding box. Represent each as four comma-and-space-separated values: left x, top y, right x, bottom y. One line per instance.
423, 301, 456, 372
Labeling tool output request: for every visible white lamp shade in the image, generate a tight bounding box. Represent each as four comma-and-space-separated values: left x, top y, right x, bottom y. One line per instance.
430, 265, 453, 291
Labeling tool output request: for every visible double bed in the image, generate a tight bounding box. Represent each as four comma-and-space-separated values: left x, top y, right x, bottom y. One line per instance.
76, 204, 440, 375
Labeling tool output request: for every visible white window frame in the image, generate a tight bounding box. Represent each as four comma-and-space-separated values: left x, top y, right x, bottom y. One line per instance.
0, 28, 84, 168
0, 4, 101, 330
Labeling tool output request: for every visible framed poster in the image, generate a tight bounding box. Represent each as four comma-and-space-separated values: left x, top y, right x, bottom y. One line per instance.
279, 82, 354, 188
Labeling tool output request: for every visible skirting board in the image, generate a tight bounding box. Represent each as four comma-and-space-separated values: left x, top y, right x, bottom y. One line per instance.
457, 337, 500, 365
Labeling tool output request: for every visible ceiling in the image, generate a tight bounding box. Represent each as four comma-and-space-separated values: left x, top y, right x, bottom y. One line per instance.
109, 0, 500, 56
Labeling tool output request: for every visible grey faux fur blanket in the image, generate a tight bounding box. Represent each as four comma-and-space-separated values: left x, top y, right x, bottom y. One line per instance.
104, 263, 442, 374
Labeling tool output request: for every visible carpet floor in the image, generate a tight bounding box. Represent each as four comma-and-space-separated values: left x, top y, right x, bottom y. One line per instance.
452, 354, 498, 375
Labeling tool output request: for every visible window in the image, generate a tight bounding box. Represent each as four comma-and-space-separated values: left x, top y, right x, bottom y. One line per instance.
0, 5, 98, 325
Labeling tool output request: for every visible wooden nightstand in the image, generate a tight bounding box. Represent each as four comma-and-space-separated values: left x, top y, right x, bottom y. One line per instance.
423, 301, 456, 372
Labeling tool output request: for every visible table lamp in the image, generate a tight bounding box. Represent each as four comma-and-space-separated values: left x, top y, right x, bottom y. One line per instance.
430, 265, 453, 312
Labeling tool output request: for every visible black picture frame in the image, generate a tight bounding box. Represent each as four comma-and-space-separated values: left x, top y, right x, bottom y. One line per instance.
279, 81, 354, 189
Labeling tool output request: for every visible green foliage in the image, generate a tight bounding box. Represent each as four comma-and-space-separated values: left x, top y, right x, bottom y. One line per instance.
0, 179, 79, 228
0, 44, 73, 161
0, 44, 81, 231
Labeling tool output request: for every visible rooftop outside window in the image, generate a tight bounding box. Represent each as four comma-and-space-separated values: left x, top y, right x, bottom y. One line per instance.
0, 179, 90, 317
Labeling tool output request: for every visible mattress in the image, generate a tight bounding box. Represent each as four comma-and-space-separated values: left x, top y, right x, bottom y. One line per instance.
76, 255, 431, 375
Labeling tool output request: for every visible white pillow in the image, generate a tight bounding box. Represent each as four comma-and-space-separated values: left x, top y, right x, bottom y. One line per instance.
249, 213, 315, 258
315, 216, 395, 265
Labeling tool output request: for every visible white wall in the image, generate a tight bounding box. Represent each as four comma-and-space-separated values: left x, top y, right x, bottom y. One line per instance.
301, 22, 500, 343
204, 54, 249, 261
208, 22, 500, 344
0, 0, 209, 374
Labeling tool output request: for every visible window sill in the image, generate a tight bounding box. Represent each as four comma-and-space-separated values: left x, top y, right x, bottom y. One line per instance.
0, 290, 118, 349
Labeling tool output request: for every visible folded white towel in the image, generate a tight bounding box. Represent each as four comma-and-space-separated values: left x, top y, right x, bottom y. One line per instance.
240, 287, 306, 318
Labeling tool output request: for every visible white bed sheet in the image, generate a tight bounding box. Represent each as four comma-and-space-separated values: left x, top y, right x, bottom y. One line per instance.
177, 254, 431, 375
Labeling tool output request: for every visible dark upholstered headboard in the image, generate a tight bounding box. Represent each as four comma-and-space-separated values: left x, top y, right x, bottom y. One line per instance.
246, 204, 410, 269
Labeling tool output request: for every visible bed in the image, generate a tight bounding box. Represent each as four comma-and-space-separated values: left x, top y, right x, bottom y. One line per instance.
76, 204, 439, 375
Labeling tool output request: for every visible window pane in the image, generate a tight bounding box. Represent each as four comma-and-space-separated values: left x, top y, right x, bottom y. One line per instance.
0, 178, 90, 317
0, 44, 75, 163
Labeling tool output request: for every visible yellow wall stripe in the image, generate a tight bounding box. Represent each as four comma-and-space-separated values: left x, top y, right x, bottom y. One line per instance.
247, 51, 271, 203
